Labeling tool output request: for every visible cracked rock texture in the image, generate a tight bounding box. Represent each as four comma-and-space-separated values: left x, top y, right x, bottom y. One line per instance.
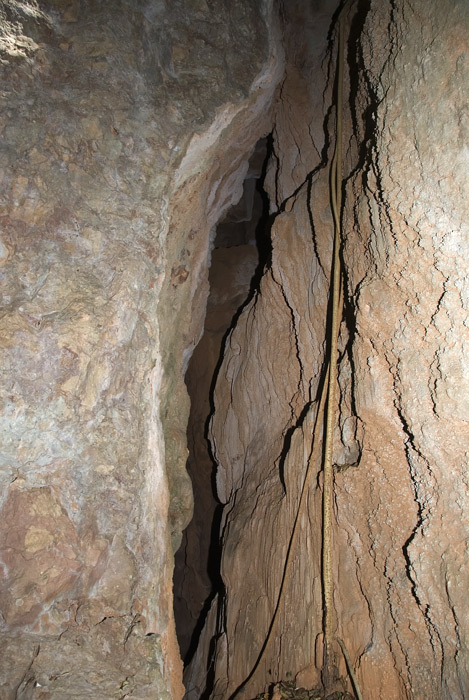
173, 140, 268, 663
188, 1, 469, 699
1, 0, 468, 699
173, 241, 259, 661
0, 0, 282, 697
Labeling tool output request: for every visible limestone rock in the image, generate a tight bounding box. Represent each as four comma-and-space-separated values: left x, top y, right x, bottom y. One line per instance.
192, 1, 469, 699
0, 0, 283, 696
1, 0, 468, 698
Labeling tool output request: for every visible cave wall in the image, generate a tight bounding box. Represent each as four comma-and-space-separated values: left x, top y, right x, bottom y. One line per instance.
173, 140, 267, 661
0, 1, 283, 697
339, 1, 469, 696
1, 0, 468, 699
190, 1, 469, 699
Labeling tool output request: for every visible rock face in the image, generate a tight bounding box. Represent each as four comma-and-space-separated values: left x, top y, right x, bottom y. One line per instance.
173, 139, 267, 663
338, 2, 469, 696
0, 1, 282, 697
173, 241, 259, 662
187, 1, 469, 699
1, 0, 468, 699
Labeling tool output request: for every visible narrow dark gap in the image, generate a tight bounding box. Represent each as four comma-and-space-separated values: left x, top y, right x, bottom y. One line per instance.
173, 136, 273, 670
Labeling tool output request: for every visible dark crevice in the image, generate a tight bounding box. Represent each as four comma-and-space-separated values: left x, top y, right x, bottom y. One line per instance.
206, 135, 276, 423
182, 505, 224, 667
395, 401, 445, 667
178, 1, 384, 695
174, 135, 274, 682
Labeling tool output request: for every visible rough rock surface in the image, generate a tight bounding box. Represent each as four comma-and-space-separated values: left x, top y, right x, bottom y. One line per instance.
188, 1, 469, 699
0, 1, 283, 697
1, 0, 468, 699
174, 139, 268, 663
338, 2, 469, 696
173, 242, 258, 661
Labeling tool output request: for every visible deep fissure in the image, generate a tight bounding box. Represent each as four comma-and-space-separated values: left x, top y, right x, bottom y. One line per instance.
176, 4, 356, 696
174, 137, 272, 671
1, 0, 465, 698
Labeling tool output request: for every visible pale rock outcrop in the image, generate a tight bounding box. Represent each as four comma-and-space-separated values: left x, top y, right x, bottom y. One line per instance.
0, 1, 283, 697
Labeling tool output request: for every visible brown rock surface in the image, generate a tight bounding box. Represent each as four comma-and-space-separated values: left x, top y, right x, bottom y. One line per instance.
189, 1, 469, 699
0, 0, 283, 697
337, 2, 469, 696
1, 0, 468, 699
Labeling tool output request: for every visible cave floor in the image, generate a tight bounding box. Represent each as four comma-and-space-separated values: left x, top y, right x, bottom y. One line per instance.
250, 682, 355, 700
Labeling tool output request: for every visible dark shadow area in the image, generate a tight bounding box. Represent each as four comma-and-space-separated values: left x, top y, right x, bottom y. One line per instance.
182, 504, 224, 668
173, 136, 273, 678
213, 134, 274, 293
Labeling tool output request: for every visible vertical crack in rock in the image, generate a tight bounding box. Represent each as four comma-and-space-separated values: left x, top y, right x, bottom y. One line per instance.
1, 0, 468, 698
174, 137, 272, 668
187, 1, 468, 699
395, 403, 444, 667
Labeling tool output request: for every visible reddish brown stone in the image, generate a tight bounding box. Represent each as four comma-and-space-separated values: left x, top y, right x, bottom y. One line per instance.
0, 487, 82, 628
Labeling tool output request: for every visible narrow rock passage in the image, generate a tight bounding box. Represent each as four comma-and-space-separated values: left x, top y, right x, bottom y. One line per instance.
174, 139, 271, 667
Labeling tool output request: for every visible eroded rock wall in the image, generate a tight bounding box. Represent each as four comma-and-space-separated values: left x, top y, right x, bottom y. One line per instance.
192, 1, 469, 699
174, 139, 269, 663
0, 1, 283, 697
173, 242, 259, 661
338, 1, 469, 696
